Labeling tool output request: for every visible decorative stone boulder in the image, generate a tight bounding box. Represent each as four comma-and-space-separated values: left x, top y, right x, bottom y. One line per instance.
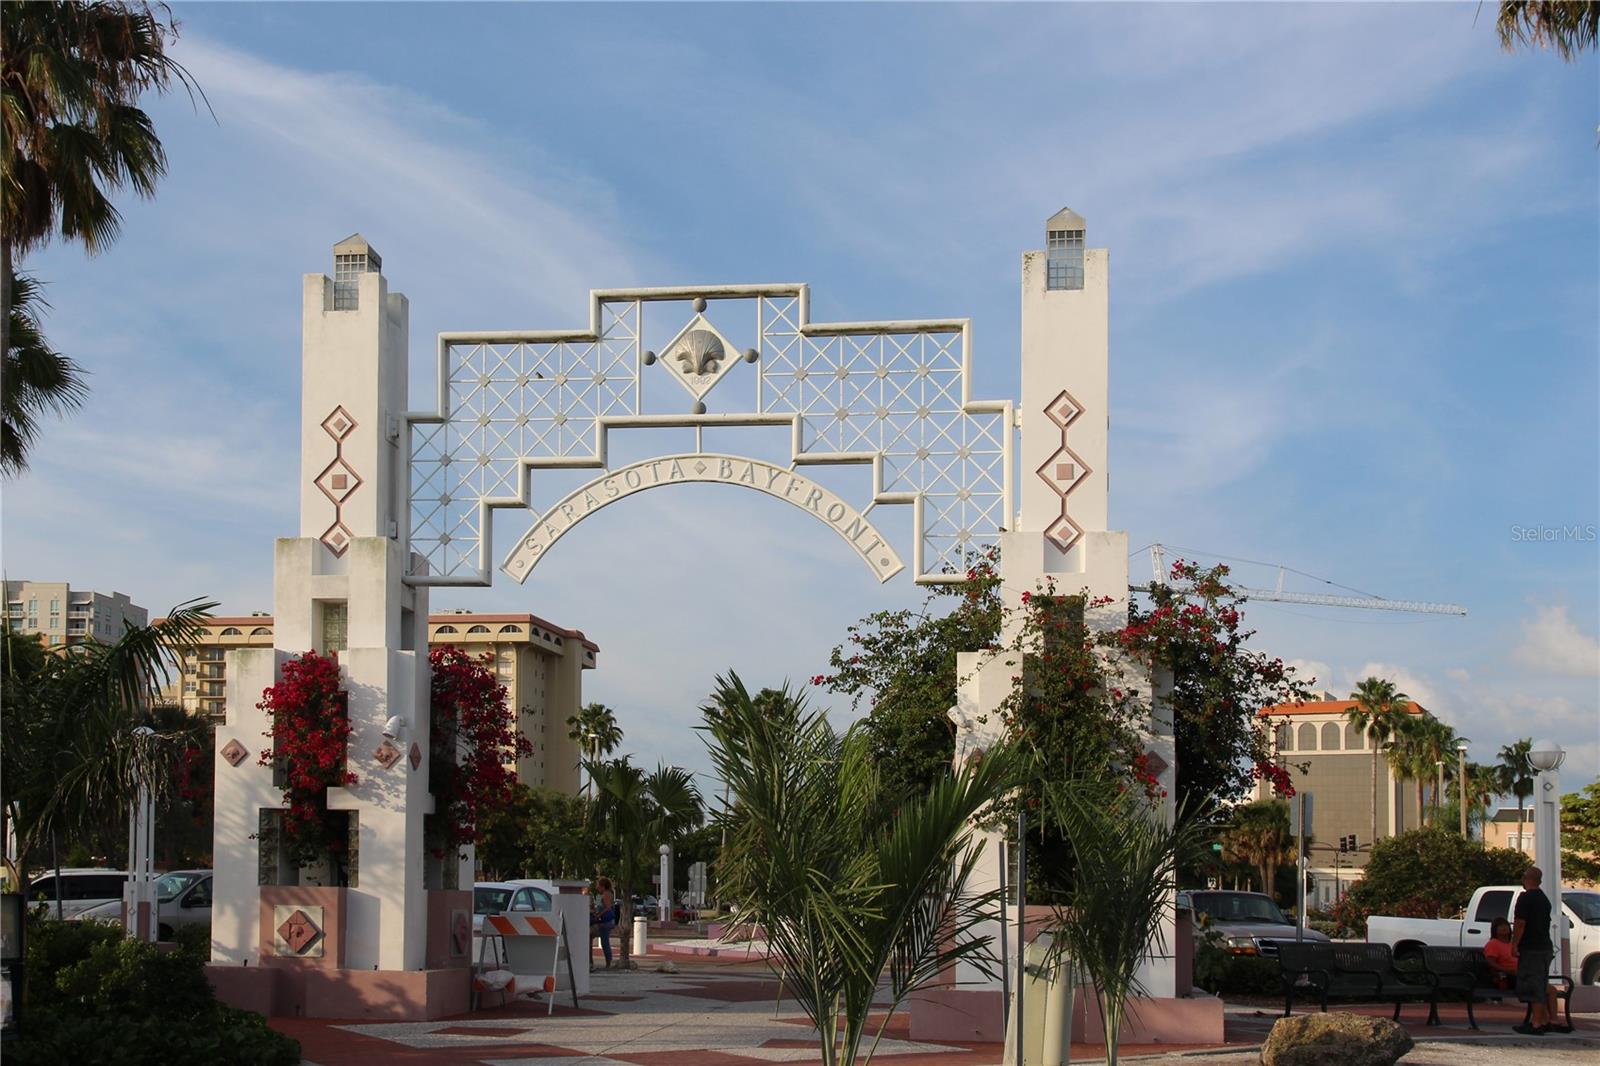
1260, 1012, 1414, 1066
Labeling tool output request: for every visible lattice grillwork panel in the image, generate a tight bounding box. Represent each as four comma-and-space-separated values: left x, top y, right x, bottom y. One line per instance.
405, 286, 1010, 585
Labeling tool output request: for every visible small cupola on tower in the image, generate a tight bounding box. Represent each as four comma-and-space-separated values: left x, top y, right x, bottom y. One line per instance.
1045, 208, 1085, 291
332, 233, 383, 310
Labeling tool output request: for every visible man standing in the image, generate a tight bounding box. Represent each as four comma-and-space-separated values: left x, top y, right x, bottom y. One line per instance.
1512, 866, 1560, 1035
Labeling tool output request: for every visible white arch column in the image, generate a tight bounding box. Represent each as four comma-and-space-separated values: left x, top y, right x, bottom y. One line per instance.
920, 212, 1206, 1047
209, 238, 473, 1020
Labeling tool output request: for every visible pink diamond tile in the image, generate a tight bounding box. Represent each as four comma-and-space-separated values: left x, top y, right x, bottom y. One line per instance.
221, 738, 248, 767
374, 739, 402, 769
408, 742, 422, 770
277, 908, 321, 955
320, 405, 357, 441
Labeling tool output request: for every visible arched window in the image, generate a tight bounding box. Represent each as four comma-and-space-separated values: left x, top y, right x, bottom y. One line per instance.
1345, 724, 1363, 750
1321, 723, 1340, 751
467, 625, 490, 634
1298, 723, 1318, 751
435, 625, 458, 634
498, 624, 523, 634
220, 627, 242, 637
250, 627, 272, 637
1276, 723, 1293, 751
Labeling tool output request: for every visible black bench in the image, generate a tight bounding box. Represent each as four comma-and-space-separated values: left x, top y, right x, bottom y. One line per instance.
1277, 942, 1434, 1021
1421, 946, 1574, 1031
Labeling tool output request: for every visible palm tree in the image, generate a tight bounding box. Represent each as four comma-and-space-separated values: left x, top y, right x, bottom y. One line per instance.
1466, 761, 1501, 837
1413, 716, 1462, 824
1498, 1, 1600, 60
2, 265, 85, 474
1344, 678, 1411, 847
1046, 781, 1207, 1066
566, 702, 622, 798
1496, 739, 1535, 852
585, 757, 700, 966
0, 598, 214, 890
1219, 799, 1296, 898
702, 672, 1015, 1066
1386, 714, 1460, 827
1, 1, 197, 423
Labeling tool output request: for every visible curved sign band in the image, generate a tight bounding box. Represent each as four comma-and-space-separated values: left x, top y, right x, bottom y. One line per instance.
501, 453, 904, 584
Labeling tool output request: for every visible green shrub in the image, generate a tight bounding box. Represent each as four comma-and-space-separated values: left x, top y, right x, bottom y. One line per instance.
1192, 930, 1282, 995
12, 913, 298, 1066
1337, 828, 1528, 937
169, 921, 211, 963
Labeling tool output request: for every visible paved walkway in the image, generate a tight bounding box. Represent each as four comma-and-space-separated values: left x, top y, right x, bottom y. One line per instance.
274, 958, 1600, 1065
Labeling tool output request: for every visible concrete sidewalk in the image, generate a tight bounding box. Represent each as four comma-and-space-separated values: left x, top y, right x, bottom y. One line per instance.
275, 958, 1600, 1065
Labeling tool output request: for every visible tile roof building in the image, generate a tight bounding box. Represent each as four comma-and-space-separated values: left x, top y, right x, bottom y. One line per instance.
1256, 697, 1428, 908
162, 610, 597, 793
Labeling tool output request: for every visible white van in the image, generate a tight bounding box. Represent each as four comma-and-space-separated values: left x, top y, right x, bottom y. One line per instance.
27, 868, 126, 919
75, 869, 214, 941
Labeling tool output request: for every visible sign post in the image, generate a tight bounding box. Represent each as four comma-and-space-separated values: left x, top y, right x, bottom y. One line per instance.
1293, 793, 1313, 941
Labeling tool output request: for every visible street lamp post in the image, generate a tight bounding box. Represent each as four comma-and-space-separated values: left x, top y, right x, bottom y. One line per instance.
1456, 741, 1469, 837
128, 726, 157, 943
1529, 740, 1565, 978
1434, 760, 1445, 826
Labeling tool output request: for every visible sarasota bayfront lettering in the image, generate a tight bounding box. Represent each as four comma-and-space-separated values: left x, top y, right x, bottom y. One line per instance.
502, 454, 904, 583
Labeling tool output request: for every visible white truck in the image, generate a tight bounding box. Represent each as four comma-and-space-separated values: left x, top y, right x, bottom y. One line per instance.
1367, 885, 1600, 985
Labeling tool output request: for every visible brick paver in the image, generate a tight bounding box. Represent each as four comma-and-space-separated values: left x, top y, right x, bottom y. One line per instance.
273, 958, 1599, 1065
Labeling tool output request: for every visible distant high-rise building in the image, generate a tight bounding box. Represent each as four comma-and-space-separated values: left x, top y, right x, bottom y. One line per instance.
3, 580, 147, 647
161, 610, 598, 794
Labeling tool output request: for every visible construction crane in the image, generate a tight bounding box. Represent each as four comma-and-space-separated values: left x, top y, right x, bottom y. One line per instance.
1141, 543, 1467, 617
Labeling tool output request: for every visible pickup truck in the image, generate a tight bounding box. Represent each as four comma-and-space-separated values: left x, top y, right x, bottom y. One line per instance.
1367, 885, 1600, 985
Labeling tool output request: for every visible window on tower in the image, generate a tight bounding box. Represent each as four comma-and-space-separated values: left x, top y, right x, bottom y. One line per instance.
1046, 229, 1084, 290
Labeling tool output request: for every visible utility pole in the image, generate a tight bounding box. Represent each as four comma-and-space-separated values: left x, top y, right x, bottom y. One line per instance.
1457, 742, 1469, 837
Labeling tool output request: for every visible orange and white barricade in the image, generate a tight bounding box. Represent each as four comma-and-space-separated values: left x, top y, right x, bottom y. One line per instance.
476, 911, 579, 1014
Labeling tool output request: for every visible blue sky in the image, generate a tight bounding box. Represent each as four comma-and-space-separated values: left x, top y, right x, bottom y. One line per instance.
4, 2, 1597, 793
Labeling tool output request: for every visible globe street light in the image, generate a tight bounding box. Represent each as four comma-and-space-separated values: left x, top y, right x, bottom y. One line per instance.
1529, 739, 1565, 978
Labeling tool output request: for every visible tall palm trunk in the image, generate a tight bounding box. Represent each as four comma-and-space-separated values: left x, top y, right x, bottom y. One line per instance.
1417, 777, 1426, 828
1370, 743, 1380, 846
1516, 796, 1527, 853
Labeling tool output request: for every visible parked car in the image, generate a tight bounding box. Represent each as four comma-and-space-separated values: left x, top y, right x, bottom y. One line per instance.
1367, 885, 1600, 985
26, 868, 125, 919
73, 869, 213, 941
473, 881, 553, 935
1178, 889, 1331, 957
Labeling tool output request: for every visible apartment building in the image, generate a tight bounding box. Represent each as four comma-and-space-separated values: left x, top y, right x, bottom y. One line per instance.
3, 580, 147, 647
162, 610, 597, 793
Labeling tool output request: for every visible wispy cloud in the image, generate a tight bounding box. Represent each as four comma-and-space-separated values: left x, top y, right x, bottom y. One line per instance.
1513, 604, 1600, 678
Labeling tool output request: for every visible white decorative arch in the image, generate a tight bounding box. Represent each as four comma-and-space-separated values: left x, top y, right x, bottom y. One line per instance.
404, 284, 1013, 586
503, 453, 903, 582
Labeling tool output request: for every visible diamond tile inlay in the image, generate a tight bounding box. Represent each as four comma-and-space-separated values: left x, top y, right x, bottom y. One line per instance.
374, 739, 402, 769
1036, 389, 1092, 553
316, 405, 360, 557
276, 907, 322, 956
220, 738, 248, 767
408, 742, 422, 770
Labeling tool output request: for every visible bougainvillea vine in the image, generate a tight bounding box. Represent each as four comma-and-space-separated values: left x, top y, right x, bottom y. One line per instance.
428, 646, 533, 858
258, 650, 355, 866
